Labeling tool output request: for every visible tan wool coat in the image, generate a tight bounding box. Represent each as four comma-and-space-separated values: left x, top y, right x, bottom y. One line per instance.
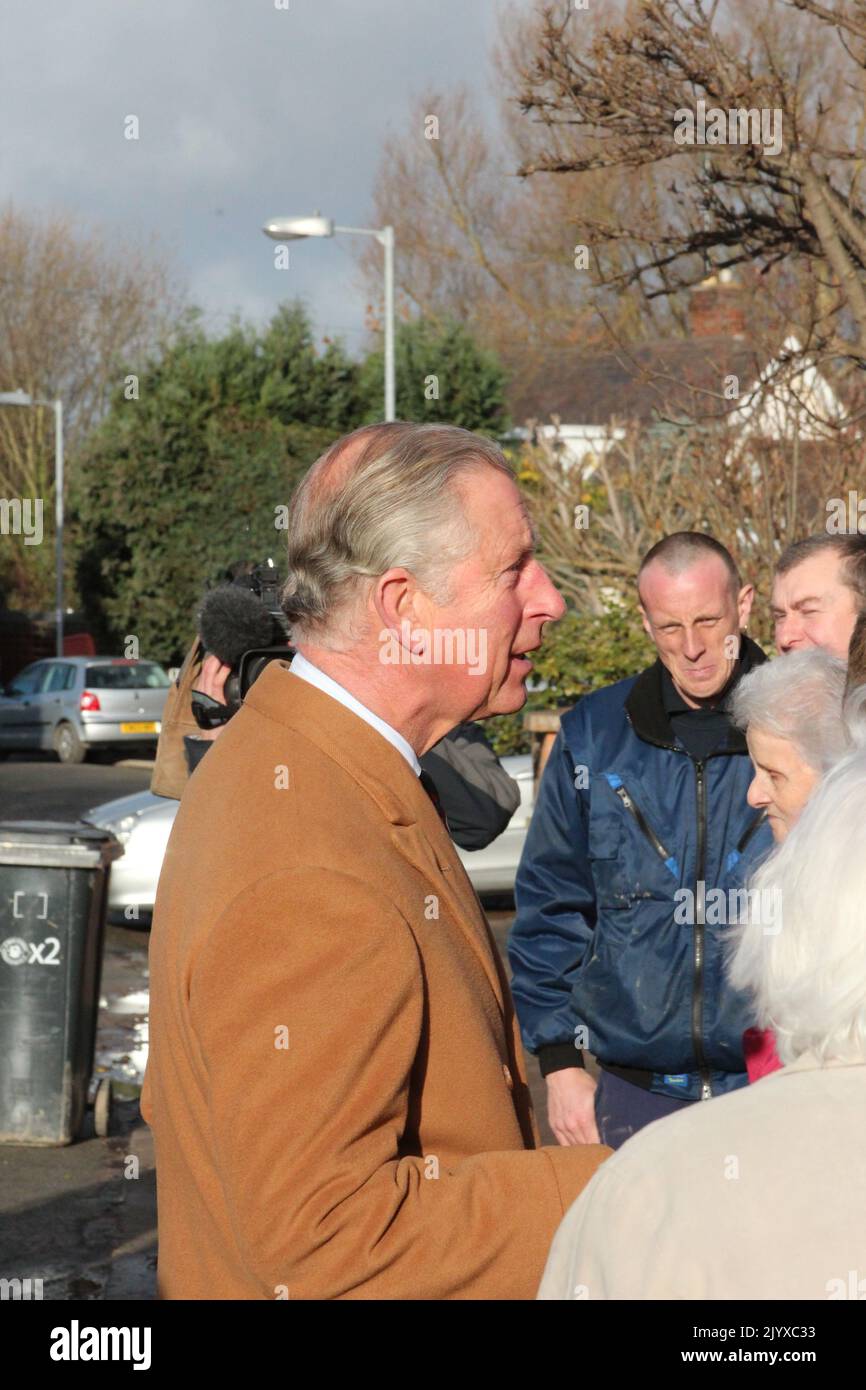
141, 661, 610, 1299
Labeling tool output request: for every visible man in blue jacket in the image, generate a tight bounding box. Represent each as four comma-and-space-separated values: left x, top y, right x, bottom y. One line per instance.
509, 532, 773, 1149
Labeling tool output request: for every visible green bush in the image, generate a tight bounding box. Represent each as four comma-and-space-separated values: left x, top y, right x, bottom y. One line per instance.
485, 604, 654, 755
71, 306, 344, 663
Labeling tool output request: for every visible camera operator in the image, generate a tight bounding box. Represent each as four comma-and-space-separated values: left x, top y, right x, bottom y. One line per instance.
151, 566, 521, 851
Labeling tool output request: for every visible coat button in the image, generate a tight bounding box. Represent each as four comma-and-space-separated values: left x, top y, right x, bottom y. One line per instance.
502, 1063, 513, 1090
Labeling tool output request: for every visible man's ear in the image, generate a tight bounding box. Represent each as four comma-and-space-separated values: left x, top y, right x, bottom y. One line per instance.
737, 583, 755, 629
372, 567, 414, 625
638, 603, 653, 639
372, 568, 426, 655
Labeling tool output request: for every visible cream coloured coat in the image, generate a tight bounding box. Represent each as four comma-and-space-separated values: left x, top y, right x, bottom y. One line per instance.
539, 1052, 866, 1300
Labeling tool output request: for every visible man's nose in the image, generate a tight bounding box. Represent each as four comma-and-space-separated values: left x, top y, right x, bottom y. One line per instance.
681, 627, 705, 661
532, 562, 566, 621
775, 614, 801, 651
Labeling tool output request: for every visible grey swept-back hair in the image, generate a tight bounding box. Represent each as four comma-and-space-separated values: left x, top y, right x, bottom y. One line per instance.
281, 421, 514, 649
729, 648, 850, 772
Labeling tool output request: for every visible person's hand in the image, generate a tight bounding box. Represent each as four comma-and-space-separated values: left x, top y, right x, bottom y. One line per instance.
546, 1067, 599, 1146
191, 653, 232, 742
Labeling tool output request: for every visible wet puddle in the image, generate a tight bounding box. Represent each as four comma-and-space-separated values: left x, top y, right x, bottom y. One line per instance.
94, 927, 150, 1096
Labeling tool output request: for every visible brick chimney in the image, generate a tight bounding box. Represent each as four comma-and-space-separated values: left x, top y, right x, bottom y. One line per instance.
688, 269, 746, 338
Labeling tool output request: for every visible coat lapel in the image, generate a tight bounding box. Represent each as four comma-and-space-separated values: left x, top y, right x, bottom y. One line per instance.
389, 819, 506, 1014
243, 662, 507, 1016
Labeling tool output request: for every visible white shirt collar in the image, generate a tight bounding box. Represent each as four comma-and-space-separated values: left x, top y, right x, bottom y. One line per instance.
288, 650, 422, 776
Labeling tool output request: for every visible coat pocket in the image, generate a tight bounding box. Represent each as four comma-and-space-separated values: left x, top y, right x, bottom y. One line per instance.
586, 795, 628, 909
588, 774, 679, 909
603, 774, 680, 879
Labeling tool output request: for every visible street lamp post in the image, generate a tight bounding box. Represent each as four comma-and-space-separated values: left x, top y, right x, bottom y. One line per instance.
262, 214, 396, 422
0, 390, 65, 656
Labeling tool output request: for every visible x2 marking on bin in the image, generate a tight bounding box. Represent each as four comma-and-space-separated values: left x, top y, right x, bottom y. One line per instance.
0, 935, 61, 966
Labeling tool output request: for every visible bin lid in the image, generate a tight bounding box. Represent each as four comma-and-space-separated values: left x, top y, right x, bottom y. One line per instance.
0, 821, 124, 869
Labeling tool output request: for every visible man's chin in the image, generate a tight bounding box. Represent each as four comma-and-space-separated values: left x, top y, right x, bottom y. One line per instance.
676, 669, 728, 702
467, 678, 528, 722
483, 680, 529, 719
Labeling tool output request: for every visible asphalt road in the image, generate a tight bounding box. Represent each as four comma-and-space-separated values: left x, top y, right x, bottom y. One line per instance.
0, 753, 554, 1301
0, 751, 154, 822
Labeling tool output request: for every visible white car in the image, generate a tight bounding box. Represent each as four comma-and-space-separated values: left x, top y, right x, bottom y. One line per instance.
86, 754, 535, 924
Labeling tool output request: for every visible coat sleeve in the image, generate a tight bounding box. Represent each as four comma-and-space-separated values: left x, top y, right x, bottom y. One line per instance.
508, 718, 597, 1069
189, 866, 607, 1300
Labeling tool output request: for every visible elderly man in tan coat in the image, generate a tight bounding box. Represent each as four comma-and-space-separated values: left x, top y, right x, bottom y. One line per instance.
141, 421, 610, 1300
539, 742, 866, 1301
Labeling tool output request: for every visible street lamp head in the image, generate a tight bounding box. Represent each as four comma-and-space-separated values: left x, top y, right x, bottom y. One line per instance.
262, 215, 334, 241
0, 389, 33, 407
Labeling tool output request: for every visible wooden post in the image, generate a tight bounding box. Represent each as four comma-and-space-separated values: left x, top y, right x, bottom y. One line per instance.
523, 708, 570, 798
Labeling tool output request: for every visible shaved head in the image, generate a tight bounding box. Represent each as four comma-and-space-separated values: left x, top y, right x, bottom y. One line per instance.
638, 532, 741, 602
638, 540, 754, 707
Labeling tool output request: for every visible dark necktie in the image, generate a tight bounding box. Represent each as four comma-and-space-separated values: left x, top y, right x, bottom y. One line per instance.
418, 769, 449, 832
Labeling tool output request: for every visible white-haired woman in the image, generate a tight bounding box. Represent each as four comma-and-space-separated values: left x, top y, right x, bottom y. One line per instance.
538, 747, 866, 1298
730, 648, 850, 843
729, 649, 850, 1080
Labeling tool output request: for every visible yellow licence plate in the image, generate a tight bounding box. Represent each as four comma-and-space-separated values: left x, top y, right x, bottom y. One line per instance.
120, 722, 158, 734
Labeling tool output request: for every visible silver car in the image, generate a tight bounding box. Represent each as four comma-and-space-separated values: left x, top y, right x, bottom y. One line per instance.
85, 754, 535, 923
0, 656, 170, 764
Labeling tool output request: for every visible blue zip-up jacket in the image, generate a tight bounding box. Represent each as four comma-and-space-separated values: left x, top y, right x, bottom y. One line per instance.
508, 638, 773, 1102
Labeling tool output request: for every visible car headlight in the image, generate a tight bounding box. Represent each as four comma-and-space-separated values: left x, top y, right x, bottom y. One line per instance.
109, 814, 139, 845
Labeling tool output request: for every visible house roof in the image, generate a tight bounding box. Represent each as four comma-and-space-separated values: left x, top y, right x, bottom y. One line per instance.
507, 335, 767, 428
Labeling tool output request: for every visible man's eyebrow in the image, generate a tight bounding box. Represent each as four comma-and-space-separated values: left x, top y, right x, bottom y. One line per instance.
655, 612, 721, 624
499, 543, 535, 573
788, 595, 824, 610
500, 525, 538, 569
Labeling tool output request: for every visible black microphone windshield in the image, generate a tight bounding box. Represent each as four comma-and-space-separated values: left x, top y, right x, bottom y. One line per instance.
198, 585, 277, 668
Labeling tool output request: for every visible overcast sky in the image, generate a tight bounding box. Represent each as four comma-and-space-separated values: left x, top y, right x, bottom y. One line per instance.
1, 0, 503, 355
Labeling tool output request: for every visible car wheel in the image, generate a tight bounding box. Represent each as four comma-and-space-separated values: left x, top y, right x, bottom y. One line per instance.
53, 721, 87, 764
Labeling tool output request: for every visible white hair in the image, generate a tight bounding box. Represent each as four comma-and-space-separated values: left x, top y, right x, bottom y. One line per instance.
728, 748, 866, 1065
729, 649, 850, 771
842, 679, 866, 751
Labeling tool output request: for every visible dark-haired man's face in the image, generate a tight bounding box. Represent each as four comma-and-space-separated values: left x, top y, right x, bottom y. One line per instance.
771, 552, 859, 659
639, 556, 753, 707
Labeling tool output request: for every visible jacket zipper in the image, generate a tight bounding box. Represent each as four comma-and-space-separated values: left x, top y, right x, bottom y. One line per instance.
693, 760, 712, 1101
617, 734, 750, 1100
610, 783, 673, 866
